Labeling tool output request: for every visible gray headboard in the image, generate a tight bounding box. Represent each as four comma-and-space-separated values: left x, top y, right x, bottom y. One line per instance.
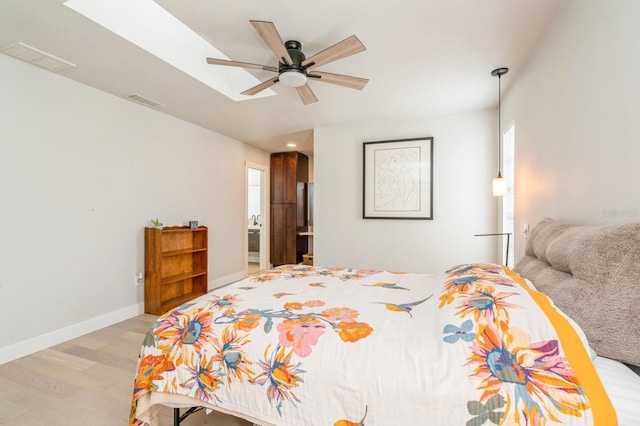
514, 218, 640, 367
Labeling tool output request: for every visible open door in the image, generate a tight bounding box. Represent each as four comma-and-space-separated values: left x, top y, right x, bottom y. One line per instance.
246, 162, 267, 274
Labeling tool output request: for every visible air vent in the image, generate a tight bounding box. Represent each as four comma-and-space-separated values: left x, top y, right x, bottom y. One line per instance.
0, 42, 76, 72
125, 93, 164, 108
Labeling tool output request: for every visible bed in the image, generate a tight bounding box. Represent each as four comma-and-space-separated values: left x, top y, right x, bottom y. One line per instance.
130, 218, 640, 425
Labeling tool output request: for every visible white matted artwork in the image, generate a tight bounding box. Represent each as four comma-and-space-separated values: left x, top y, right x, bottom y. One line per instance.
363, 137, 433, 219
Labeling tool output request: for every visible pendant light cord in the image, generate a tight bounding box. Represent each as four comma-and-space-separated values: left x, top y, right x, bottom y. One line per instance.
498, 73, 502, 176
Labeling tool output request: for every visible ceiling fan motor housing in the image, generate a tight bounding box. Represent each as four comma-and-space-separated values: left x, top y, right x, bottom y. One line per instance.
280, 40, 306, 72
279, 40, 308, 87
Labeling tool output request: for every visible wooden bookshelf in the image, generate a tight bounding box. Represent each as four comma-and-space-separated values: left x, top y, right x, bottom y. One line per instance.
144, 226, 208, 315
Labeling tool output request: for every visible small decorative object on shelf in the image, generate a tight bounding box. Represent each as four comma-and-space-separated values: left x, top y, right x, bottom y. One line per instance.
144, 225, 208, 314
149, 218, 163, 229
189, 220, 198, 229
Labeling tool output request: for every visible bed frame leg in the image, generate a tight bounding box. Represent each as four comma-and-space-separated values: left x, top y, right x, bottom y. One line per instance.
173, 408, 180, 426
173, 406, 202, 425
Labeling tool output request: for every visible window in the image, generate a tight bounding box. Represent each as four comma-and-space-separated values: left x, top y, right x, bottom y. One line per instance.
502, 123, 515, 267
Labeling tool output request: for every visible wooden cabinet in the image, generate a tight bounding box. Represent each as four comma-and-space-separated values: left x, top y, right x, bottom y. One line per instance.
144, 226, 208, 315
271, 152, 308, 203
271, 203, 297, 265
270, 152, 309, 266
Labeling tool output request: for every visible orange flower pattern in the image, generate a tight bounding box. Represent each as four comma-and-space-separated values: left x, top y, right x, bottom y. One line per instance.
336, 321, 374, 343
251, 344, 305, 415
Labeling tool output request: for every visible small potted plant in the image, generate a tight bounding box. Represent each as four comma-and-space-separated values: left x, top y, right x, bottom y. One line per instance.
150, 218, 163, 229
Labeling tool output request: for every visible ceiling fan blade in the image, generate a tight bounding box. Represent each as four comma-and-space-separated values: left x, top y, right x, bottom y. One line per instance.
241, 77, 279, 96
206, 57, 277, 73
250, 20, 293, 66
302, 35, 366, 70
308, 71, 369, 90
296, 84, 318, 105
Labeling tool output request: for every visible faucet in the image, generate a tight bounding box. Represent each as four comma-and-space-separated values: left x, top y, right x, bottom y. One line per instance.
256, 215, 261, 225
250, 215, 257, 226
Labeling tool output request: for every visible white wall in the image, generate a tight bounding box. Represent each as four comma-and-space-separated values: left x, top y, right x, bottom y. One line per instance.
314, 110, 499, 273
0, 54, 270, 363
503, 0, 640, 260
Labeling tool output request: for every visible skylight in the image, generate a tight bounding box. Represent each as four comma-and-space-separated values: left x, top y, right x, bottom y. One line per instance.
64, 0, 275, 101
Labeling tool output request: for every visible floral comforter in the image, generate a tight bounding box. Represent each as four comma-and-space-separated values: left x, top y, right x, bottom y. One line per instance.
130, 263, 615, 425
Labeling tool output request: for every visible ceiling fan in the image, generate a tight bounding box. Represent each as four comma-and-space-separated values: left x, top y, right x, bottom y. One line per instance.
206, 20, 368, 105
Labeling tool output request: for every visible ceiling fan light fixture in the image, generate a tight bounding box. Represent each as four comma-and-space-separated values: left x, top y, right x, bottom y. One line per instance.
279, 69, 307, 87
204, 21, 367, 104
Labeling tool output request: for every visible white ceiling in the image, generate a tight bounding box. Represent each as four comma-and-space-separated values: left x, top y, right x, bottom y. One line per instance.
0, 0, 565, 155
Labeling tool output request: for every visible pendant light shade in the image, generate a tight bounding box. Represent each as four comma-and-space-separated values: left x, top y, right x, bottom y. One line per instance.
492, 172, 506, 196
491, 67, 508, 197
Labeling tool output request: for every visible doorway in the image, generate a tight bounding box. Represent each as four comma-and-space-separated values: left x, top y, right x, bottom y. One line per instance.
246, 162, 267, 274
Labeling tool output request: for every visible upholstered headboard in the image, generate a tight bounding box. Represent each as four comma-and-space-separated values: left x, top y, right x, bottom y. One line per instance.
514, 218, 640, 367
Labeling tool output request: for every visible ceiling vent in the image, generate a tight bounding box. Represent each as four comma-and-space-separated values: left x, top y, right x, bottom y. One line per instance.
0, 42, 76, 72
125, 93, 164, 108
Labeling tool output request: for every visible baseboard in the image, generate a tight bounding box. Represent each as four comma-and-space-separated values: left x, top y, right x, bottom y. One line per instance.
209, 270, 247, 290
0, 271, 250, 365
0, 302, 144, 365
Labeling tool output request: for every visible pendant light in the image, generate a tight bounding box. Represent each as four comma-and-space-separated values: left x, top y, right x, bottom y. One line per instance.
491, 67, 508, 197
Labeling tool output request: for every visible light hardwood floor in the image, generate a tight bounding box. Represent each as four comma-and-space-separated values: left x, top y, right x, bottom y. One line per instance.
0, 314, 252, 426
247, 262, 261, 275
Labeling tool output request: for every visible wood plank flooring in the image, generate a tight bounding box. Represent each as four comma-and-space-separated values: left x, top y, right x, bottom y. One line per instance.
0, 314, 252, 426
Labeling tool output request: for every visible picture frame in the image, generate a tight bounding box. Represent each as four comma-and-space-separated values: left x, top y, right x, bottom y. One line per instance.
363, 137, 433, 219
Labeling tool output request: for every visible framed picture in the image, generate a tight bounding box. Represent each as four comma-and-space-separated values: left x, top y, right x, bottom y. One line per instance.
363, 137, 433, 219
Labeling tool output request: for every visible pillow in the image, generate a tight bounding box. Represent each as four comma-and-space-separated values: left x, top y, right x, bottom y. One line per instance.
525, 218, 574, 264
516, 218, 640, 367
527, 276, 596, 361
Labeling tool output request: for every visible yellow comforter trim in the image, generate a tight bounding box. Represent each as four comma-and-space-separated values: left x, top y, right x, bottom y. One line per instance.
505, 267, 617, 425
